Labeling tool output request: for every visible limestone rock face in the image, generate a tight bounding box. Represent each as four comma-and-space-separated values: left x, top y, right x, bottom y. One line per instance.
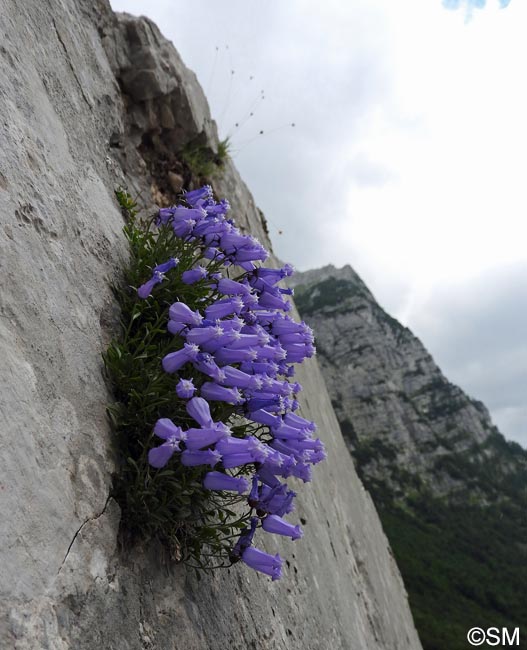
290, 264, 524, 499
0, 2, 421, 648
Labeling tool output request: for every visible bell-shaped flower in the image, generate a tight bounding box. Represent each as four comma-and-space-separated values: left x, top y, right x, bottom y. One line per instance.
171, 206, 206, 222
278, 331, 309, 345
248, 409, 282, 428
200, 382, 244, 405
169, 302, 203, 326
184, 185, 213, 206
231, 517, 258, 559
157, 207, 174, 225
215, 436, 269, 468
251, 482, 287, 513
284, 412, 317, 432
185, 426, 230, 450
219, 229, 250, 253
180, 449, 221, 467
215, 436, 264, 455
247, 394, 282, 413
220, 366, 262, 390
148, 438, 181, 468
254, 264, 294, 284
149, 419, 187, 469
241, 547, 283, 580
304, 449, 328, 464
257, 291, 290, 311
289, 438, 325, 453
153, 257, 179, 274
162, 343, 200, 373
252, 310, 280, 324
260, 377, 293, 397
223, 333, 261, 350
255, 345, 287, 362
266, 488, 297, 517
186, 396, 213, 427
250, 275, 281, 295
176, 378, 196, 399
153, 418, 187, 442
203, 246, 225, 261
262, 515, 303, 541
215, 316, 244, 332
290, 462, 312, 483
214, 347, 258, 366
182, 265, 208, 284
248, 475, 260, 506
272, 316, 305, 336
247, 361, 279, 377
137, 271, 165, 299
205, 296, 244, 320
263, 451, 296, 478
203, 471, 249, 494
217, 437, 269, 467
186, 325, 225, 347
202, 330, 242, 354
204, 198, 230, 215
283, 344, 310, 363
242, 311, 257, 326
270, 439, 307, 462
173, 217, 196, 238
167, 320, 188, 335
285, 398, 300, 411
192, 353, 226, 382
256, 465, 282, 488
218, 451, 255, 469
241, 292, 259, 310
271, 422, 309, 441
217, 278, 251, 296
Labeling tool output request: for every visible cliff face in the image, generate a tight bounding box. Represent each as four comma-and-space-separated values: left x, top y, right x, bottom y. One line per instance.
291, 265, 527, 501
0, 2, 421, 649
291, 265, 527, 649
290, 265, 492, 497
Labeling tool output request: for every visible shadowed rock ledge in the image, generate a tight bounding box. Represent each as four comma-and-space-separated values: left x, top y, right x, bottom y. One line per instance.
0, 1, 421, 648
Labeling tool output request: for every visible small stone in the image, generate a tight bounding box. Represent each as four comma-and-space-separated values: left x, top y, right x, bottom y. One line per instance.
167, 171, 184, 194
160, 103, 175, 129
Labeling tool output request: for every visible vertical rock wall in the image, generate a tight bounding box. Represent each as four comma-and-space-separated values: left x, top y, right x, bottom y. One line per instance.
0, 1, 422, 648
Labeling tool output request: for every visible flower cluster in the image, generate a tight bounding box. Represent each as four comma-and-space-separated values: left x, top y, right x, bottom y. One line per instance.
137, 185, 325, 580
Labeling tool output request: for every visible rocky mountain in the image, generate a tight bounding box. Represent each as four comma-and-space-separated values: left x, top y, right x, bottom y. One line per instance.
0, 2, 421, 649
291, 265, 527, 650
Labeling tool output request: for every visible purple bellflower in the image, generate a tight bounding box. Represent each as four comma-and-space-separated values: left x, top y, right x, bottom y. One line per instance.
144, 185, 326, 581
262, 515, 303, 540
241, 547, 283, 580
176, 378, 196, 399
203, 471, 249, 494
162, 343, 200, 373
148, 418, 187, 468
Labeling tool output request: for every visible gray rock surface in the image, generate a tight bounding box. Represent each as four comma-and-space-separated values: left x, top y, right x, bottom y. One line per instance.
0, 2, 421, 648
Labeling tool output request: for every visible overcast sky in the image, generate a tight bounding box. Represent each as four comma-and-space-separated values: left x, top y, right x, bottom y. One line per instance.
110, 0, 526, 447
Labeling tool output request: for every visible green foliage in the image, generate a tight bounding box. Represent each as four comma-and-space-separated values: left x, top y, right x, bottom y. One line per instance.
351, 433, 527, 650
217, 137, 231, 162
181, 142, 216, 179
382, 498, 527, 650
353, 437, 398, 465
103, 190, 252, 569
180, 137, 230, 180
